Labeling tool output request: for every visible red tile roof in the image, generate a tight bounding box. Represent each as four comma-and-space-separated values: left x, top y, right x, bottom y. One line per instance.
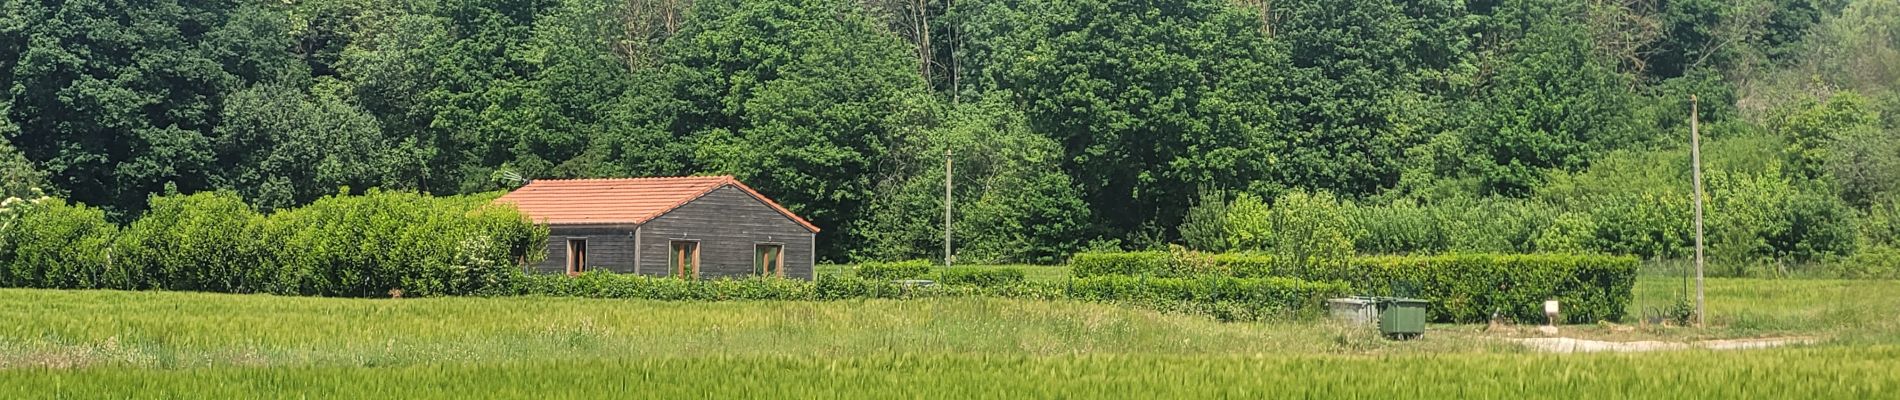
492, 176, 819, 232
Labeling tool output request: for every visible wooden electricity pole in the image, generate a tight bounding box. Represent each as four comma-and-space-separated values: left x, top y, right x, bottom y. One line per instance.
945, 148, 954, 268
1690, 95, 1707, 327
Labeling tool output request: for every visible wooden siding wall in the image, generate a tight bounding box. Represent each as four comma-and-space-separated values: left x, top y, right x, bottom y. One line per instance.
533, 225, 638, 274
636, 186, 817, 279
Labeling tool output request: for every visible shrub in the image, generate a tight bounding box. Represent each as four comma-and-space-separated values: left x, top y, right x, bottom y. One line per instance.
1070, 251, 1171, 277
937, 268, 1026, 287
112, 192, 273, 293
1067, 275, 1349, 322
1224, 193, 1273, 251
0, 198, 117, 289
1178, 189, 1230, 252
1835, 246, 1900, 279
267, 190, 545, 297
1207, 253, 1284, 278
855, 260, 935, 281
1267, 190, 1353, 276
1074, 251, 1284, 278
1070, 251, 1639, 323
1310, 254, 1639, 323
1346, 199, 1448, 255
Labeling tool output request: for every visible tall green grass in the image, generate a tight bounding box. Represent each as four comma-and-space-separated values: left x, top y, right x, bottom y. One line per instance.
3, 276, 1898, 398
4, 350, 1895, 398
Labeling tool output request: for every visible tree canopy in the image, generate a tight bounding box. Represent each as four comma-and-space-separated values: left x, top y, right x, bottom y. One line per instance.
2, 0, 1897, 264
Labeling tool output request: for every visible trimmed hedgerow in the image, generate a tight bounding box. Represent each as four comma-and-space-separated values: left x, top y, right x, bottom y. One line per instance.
1067, 276, 1349, 322
856, 260, 935, 280
1308, 254, 1639, 324
937, 268, 1027, 287
1067, 250, 1640, 323
1071, 250, 1231, 278
508, 272, 1338, 322
1069, 251, 1172, 277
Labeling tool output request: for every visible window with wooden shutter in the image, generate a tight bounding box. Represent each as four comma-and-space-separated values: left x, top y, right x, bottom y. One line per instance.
669, 241, 700, 278
754, 244, 784, 277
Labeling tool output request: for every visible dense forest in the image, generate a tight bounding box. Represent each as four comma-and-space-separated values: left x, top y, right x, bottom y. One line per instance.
1, 0, 1898, 270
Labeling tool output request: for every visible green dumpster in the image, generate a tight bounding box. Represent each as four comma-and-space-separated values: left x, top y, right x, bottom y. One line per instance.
1374, 297, 1429, 340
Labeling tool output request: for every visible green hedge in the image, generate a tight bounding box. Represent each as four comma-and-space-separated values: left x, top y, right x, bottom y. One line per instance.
1067, 276, 1349, 322
1070, 251, 1173, 277
0, 191, 547, 297
1068, 251, 1640, 323
937, 267, 1027, 287
268, 190, 546, 297
1314, 254, 1638, 323
856, 260, 935, 280
0, 198, 118, 289
509, 272, 1335, 322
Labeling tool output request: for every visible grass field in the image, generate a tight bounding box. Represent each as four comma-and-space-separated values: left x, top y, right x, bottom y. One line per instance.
3, 276, 1897, 398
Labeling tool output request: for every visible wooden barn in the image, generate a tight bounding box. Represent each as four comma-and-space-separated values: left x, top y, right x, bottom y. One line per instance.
494, 176, 819, 279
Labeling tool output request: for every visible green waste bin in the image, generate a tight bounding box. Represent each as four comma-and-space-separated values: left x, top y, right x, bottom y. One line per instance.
1374, 297, 1429, 340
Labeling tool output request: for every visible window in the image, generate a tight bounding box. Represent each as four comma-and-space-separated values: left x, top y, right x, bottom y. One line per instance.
565, 239, 588, 275
669, 241, 700, 278
754, 244, 784, 277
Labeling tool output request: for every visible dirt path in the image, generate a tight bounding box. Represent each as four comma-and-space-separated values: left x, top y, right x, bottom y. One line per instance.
1508, 337, 1820, 353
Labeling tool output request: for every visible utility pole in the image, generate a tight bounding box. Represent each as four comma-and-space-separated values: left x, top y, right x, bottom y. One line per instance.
944, 148, 954, 268
1690, 95, 1707, 327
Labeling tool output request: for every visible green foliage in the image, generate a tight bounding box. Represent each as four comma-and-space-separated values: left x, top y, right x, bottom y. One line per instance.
1460, 6, 1642, 196
1534, 212, 1599, 254
1266, 190, 1354, 274
1066, 276, 1350, 322
956, 0, 1287, 239
1345, 199, 1448, 255
269, 190, 547, 297
1072, 250, 1639, 323
1866, 201, 1900, 248
1834, 245, 1900, 279
211, 85, 414, 211
635, 0, 929, 260
1224, 193, 1275, 252
855, 260, 936, 281
1315, 254, 1641, 323
1177, 190, 1230, 252
0, 198, 118, 289
1069, 251, 1174, 278
112, 192, 273, 293
1778, 93, 1881, 179
0, 140, 50, 200
0, 0, 1894, 266
936, 268, 1028, 288
859, 96, 1089, 264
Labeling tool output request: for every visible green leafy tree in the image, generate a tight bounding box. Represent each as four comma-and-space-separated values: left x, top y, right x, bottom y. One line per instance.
627, 0, 928, 260
0, 0, 275, 217
955, 0, 1287, 240
860, 96, 1090, 264
1776, 92, 1879, 180
1463, 12, 1641, 196
212, 84, 417, 211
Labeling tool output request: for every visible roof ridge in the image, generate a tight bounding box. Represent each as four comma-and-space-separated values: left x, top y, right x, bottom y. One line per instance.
493, 175, 817, 233
529, 175, 734, 182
